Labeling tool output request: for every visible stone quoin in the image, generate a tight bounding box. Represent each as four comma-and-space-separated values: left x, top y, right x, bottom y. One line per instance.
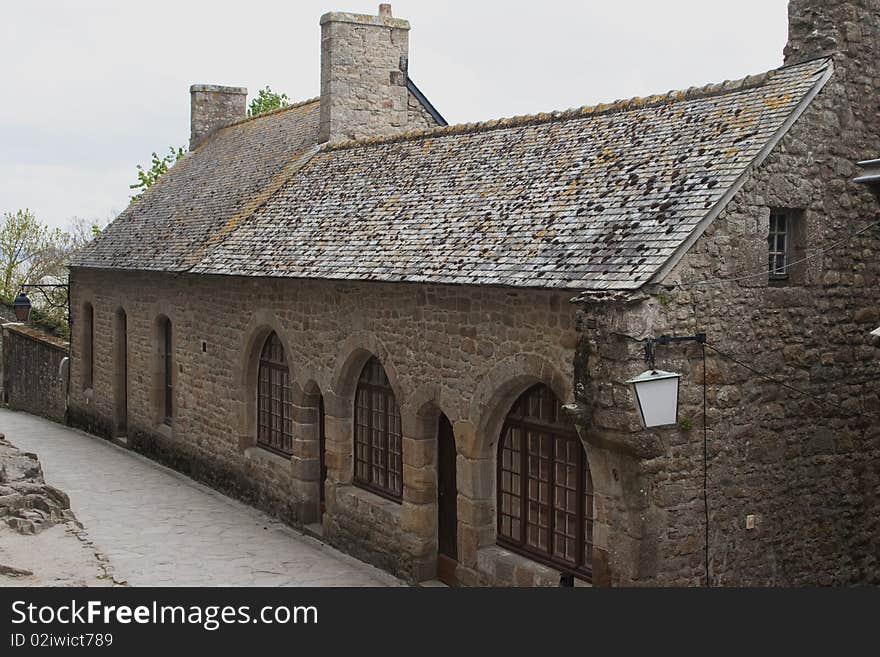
67, 1, 880, 586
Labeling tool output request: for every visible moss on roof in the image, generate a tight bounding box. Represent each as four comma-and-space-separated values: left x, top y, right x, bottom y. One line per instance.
73, 59, 832, 292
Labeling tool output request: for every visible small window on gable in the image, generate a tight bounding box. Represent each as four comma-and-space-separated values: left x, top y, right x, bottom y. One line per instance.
768, 209, 806, 285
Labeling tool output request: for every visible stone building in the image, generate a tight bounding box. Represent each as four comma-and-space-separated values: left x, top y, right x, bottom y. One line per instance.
68, 1, 879, 586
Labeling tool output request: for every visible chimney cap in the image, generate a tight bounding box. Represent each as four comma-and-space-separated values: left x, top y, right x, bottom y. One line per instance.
320, 9, 409, 29
190, 84, 248, 95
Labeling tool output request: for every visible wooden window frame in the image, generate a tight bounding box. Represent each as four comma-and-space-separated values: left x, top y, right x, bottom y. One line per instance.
353, 356, 403, 503
256, 332, 294, 457
497, 384, 593, 579
768, 208, 806, 285
768, 210, 790, 280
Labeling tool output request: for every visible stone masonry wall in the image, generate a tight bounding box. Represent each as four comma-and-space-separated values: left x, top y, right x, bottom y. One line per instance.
67, 271, 579, 584
574, 0, 880, 586
2, 324, 68, 424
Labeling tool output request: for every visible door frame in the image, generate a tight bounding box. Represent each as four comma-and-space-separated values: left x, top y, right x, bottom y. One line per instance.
437, 413, 458, 585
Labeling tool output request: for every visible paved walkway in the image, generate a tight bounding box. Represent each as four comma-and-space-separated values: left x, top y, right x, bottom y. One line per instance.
0, 409, 401, 587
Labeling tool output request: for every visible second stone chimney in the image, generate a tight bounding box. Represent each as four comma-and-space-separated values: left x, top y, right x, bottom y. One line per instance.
189, 84, 248, 150
319, 4, 411, 143
784, 0, 880, 65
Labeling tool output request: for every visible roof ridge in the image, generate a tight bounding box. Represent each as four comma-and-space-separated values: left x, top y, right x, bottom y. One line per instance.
323, 57, 832, 152
222, 96, 320, 130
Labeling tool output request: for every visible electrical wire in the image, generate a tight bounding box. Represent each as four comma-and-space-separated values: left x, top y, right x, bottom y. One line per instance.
705, 342, 880, 422
667, 219, 880, 289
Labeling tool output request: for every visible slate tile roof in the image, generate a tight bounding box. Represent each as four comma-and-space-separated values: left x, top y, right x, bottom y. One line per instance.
75, 97, 320, 272
73, 58, 832, 292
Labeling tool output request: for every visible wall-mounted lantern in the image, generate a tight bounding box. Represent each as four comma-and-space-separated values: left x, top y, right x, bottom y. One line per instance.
626, 369, 682, 428
12, 283, 70, 326
626, 333, 706, 429
12, 291, 32, 322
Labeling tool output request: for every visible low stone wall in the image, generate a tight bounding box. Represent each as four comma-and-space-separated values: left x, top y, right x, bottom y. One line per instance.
2, 323, 68, 423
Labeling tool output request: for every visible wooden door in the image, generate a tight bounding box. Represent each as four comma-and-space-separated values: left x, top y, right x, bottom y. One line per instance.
437, 414, 458, 585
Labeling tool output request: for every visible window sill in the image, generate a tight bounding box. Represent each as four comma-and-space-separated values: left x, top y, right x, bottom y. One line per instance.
476, 545, 591, 587
244, 446, 292, 469
335, 484, 403, 523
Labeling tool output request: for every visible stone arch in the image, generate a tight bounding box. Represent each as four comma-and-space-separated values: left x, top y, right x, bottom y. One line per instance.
469, 353, 572, 460
323, 332, 406, 493
328, 331, 406, 415
401, 385, 444, 440
112, 306, 128, 436
235, 310, 296, 448
401, 391, 462, 583
454, 354, 574, 575
151, 312, 176, 427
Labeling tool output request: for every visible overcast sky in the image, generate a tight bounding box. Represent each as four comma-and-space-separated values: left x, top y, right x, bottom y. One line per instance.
2, 0, 790, 229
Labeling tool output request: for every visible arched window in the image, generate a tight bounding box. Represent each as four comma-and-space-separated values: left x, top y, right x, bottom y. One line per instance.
257, 332, 293, 456
497, 384, 593, 577
354, 356, 402, 501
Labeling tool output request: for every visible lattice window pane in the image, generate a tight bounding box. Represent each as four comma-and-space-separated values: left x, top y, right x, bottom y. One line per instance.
256, 332, 293, 456
353, 356, 402, 501
497, 384, 594, 578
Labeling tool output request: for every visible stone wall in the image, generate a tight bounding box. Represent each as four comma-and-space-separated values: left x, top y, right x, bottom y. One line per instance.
407, 90, 440, 131
573, 0, 880, 586
2, 324, 69, 424
67, 270, 579, 584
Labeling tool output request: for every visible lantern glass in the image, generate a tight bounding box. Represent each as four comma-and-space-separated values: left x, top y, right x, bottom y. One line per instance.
626, 370, 681, 428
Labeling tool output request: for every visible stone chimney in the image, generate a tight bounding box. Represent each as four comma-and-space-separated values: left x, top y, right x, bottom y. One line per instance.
783, 0, 879, 152
319, 4, 411, 143
189, 84, 248, 150
784, 0, 880, 65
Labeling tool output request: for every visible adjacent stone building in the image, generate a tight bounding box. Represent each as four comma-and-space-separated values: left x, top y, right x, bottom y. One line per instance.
68, 1, 879, 586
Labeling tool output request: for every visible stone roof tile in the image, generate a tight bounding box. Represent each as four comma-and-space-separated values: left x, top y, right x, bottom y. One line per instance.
73, 59, 832, 291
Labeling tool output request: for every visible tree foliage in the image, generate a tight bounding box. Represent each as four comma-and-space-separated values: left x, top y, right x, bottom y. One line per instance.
0, 210, 108, 338
130, 146, 186, 200
248, 86, 290, 117
0, 209, 69, 303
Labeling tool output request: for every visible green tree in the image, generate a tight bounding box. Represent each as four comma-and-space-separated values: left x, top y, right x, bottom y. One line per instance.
0, 209, 69, 302
130, 146, 186, 200
0, 209, 73, 335
66, 215, 110, 252
248, 86, 290, 116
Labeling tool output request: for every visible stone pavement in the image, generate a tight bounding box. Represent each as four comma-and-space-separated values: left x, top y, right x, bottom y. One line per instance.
0, 409, 402, 587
